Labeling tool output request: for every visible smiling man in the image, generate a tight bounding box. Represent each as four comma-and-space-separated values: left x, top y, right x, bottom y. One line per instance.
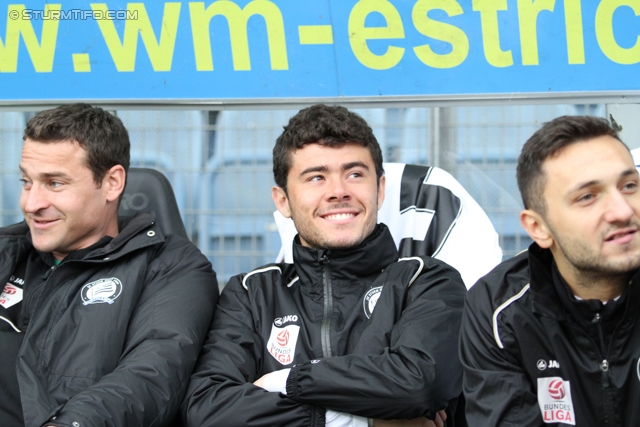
460, 115, 640, 426
183, 104, 467, 427
0, 103, 218, 427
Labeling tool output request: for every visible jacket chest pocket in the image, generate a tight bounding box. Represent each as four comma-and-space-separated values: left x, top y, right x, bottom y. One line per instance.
34, 272, 143, 380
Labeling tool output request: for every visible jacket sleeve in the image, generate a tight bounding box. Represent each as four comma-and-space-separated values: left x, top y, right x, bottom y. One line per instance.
45, 237, 219, 427
181, 275, 326, 427
285, 258, 466, 421
459, 278, 542, 427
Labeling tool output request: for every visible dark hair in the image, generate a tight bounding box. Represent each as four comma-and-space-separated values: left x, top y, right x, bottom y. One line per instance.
24, 103, 130, 186
273, 104, 384, 191
517, 115, 623, 213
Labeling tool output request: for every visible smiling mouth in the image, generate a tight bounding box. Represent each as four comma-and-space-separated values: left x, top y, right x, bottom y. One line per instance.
32, 218, 59, 226
605, 229, 637, 242
322, 213, 356, 221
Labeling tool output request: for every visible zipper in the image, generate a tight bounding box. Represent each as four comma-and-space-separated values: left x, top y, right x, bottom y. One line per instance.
592, 312, 615, 427
23, 265, 56, 324
23, 254, 117, 320
320, 254, 333, 358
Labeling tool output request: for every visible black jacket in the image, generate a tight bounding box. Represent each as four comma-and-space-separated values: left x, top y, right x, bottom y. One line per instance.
183, 224, 466, 426
460, 243, 640, 427
0, 213, 218, 427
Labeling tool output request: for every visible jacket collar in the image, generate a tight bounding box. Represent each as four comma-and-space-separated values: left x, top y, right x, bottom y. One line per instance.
0, 212, 165, 266
292, 223, 399, 287
0, 222, 32, 285
87, 212, 166, 261
528, 243, 639, 324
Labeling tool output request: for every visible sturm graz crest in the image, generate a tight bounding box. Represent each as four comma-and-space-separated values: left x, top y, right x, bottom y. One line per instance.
80, 278, 123, 305
363, 286, 383, 319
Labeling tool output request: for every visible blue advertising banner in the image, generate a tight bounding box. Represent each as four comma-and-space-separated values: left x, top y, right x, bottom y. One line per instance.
0, 0, 638, 102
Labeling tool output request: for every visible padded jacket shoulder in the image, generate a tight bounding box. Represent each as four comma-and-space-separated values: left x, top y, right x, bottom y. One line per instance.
1, 213, 218, 427
461, 245, 640, 427
183, 225, 465, 427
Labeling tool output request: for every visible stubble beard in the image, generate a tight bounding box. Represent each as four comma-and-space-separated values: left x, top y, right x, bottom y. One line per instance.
551, 222, 640, 285
292, 205, 378, 251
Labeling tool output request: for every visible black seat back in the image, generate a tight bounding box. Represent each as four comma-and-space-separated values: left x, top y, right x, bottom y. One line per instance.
118, 168, 188, 239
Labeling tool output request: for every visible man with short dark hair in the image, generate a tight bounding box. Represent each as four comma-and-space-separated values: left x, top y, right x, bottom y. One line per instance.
183, 104, 466, 427
460, 115, 640, 426
0, 103, 218, 427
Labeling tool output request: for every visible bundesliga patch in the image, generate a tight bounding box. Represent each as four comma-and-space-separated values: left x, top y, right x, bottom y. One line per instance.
363, 286, 383, 319
537, 377, 576, 425
0, 283, 23, 309
266, 322, 300, 366
80, 277, 122, 305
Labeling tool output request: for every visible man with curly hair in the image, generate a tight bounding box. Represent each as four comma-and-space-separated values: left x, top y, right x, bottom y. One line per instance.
184, 104, 466, 427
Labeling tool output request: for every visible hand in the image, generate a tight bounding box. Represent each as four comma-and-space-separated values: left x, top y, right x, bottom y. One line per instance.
430, 410, 447, 427
253, 374, 267, 389
373, 410, 447, 427
253, 368, 290, 393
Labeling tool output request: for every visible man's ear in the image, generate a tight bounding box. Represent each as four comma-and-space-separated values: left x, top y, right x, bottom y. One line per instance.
520, 209, 554, 249
103, 165, 126, 203
377, 175, 386, 210
272, 186, 292, 218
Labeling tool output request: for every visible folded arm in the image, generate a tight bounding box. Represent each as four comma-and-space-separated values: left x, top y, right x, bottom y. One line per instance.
283, 260, 465, 420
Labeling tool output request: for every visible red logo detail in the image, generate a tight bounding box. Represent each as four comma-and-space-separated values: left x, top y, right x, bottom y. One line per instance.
548, 379, 565, 400
3, 285, 17, 295
277, 329, 289, 346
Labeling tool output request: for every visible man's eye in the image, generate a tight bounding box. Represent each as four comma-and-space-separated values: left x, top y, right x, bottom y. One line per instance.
50, 181, 63, 188
309, 175, 323, 182
349, 172, 362, 178
20, 178, 31, 187
623, 181, 638, 191
577, 193, 594, 203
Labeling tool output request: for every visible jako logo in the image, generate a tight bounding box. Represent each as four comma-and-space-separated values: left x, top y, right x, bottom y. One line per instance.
274, 315, 298, 326
537, 359, 560, 370
548, 380, 565, 400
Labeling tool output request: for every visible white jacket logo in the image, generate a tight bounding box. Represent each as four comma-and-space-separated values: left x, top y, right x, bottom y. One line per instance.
537, 377, 575, 425
266, 315, 300, 366
0, 283, 23, 309
274, 315, 298, 326
363, 286, 383, 319
81, 278, 123, 305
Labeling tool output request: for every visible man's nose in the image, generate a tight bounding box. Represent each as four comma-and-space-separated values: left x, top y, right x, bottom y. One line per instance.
604, 190, 635, 224
21, 184, 50, 214
327, 178, 350, 201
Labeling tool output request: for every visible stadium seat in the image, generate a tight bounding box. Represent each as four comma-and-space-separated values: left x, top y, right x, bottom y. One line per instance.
118, 167, 188, 240
275, 163, 503, 289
